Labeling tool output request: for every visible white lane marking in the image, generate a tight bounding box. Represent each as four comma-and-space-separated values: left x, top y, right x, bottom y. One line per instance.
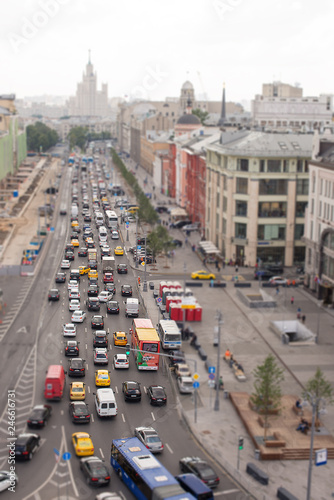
143, 386, 147, 394
91, 415, 94, 423
151, 412, 155, 421
121, 413, 125, 422
87, 386, 91, 393
99, 448, 105, 459
115, 386, 118, 393
215, 490, 240, 496
165, 443, 173, 454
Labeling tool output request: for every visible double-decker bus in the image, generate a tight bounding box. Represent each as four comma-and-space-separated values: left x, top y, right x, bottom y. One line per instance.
105, 210, 118, 230
157, 319, 182, 350
111, 437, 196, 500
130, 318, 160, 371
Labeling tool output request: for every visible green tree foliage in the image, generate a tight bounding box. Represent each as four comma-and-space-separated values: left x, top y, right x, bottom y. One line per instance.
87, 131, 111, 142
303, 368, 333, 426
192, 108, 209, 125
68, 126, 88, 150
250, 354, 284, 439
26, 121, 59, 152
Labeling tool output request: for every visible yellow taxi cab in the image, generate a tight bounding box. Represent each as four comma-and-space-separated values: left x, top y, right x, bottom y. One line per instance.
95, 370, 111, 387
114, 246, 124, 256
72, 432, 94, 457
88, 269, 98, 279
69, 381, 86, 400
72, 239, 80, 247
71, 220, 79, 228
79, 265, 90, 275
191, 270, 216, 280
101, 197, 108, 204
127, 206, 139, 214
113, 331, 128, 346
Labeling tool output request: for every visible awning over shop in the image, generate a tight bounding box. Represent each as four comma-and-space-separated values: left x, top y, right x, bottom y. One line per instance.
170, 207, 188, 219
198, 241, 219, 254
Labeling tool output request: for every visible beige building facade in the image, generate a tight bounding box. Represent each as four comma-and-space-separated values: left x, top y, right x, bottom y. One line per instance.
205, 131, 313, 267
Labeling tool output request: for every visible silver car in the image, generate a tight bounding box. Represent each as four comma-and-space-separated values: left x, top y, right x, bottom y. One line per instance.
134, 427, 163, 453
63, 323, 77, 337
177, 376, 194, 394
69, 299, 80, 311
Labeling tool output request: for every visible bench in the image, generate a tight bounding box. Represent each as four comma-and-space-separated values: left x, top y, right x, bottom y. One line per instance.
265, 432, 286, 448
234, 369, 246, 381
292, 405, 303, 417
277, 486, 299, 500
246, 462, 269, 485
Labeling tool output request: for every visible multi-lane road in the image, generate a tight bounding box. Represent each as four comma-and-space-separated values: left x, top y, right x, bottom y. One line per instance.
0, 152, 249, 500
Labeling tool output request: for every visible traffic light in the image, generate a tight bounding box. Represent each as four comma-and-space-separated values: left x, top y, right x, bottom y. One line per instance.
238, 437, 244, 450
138, 276, 141, 286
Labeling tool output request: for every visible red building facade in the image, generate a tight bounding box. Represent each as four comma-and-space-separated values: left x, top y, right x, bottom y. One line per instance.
161, 143, 176, 198
185, 151, 206, 233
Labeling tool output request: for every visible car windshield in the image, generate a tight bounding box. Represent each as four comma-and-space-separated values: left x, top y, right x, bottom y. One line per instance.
196, 463, 215, 479
146, 436, 160, 443
71, 360, 82, 367
74, 405, 87, 415
72, 387, 82, 392
153, 388, 165, 397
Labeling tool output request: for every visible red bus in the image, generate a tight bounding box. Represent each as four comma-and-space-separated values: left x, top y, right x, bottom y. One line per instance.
130, 319, 160, 371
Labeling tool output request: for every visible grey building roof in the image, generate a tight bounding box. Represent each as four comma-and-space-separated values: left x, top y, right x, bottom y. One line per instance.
0, 106, 10, 115
209, 131, 313, 157
176, 113, 201, 125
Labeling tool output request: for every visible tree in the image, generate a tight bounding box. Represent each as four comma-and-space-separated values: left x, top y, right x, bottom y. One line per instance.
192, 108, 209, 125
303, 368, 333, 428
67, 126, 88, 150
250, 354, 284, 439
26, 122, 59, 152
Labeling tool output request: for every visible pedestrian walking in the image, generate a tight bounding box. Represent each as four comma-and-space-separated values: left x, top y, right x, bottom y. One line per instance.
215, 259, 219, 270
302, 314, 306, 324
291, 296, 294, 305
276, 287, 279, 295
217, 263, 220, 272
222, 260, 225, 269
210, 278, 214, 288
235, 265, 239, 273
185, 237, 188, 246
297, 307, 301, 320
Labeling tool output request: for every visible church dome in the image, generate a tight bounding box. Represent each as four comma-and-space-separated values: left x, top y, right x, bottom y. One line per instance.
176, 113, 201, 125
181, 80, 194, 90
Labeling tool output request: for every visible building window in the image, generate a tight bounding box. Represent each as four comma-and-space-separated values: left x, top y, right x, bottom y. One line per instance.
294, 224, 304, 240
236, 200, 247, 217
258, 202, 287, 217
320, 179, 323, 195
216, 214, 219, 230
312, 175, 316, 193
267, 160, 281, 173
259, 179, 288, 195
260, 160, 265, 172
258, 224, 286, 240
236, 177, 248, 194
319, 201, 322, 217
297, 159, 303, 172
237, 159, 249, 172
296, 179, 309, 195
296, 201, 308, 217
224, 157, 228, 169
283, 160, 289, 172
223, 174, 227, 190
311, 198, 314, 215
223, 196, 227, 212
216, 193, 220, 208
217, 173, 220, 186
310, 221, 313, 240
222, 218, 226, 235
308, 248, 312, 265
235, 223, 247, 239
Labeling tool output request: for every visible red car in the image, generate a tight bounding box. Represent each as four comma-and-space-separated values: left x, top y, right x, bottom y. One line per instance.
103, 272, 114, 283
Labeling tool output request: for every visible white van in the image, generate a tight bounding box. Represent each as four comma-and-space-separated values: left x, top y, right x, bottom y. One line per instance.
125, 298, 139, 318
98, 226, 107, 238
95, 212, 104, 227
94, 388, 117, 417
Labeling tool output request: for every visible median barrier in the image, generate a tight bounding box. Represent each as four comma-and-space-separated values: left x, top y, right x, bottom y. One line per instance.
277, 487, 299, 500
185, 281, 203, 287
234, 282, 252, 288
212, 282, 226, 288
198, 347, 207, 361
246, 462, 269, 485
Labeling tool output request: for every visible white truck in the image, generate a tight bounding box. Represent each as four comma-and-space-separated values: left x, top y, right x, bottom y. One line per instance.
71, 204, 78, 218
125, 298, 139, 318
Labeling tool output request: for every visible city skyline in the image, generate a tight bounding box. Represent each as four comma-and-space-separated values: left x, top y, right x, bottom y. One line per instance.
1, 0, 334, 104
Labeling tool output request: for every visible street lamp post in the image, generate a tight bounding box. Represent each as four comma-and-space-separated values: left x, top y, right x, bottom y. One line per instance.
143, 232, 147, 292
135, 212, 139, 268
306, 394, 322, 500
185, 358, 198, 424
214, 311, 223, 412
316, 301, 322, 344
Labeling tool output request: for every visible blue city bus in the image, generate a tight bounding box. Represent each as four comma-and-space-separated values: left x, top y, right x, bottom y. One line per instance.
111, 437, 196, 500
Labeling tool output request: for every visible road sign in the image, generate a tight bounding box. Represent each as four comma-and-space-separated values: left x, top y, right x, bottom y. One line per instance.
193, 373, 199, 380
137, 245, 141, 251
126, 223, 129, 229
62, 452, 71, 461
208, 380, 215, 388
208, 366, 216, 374
316, 448, 327, 466
141, 261, 145, 267
157, 297, 162, 303
208, 373, 215, 380
120, 206, 123, 211
193, 381, 200, 389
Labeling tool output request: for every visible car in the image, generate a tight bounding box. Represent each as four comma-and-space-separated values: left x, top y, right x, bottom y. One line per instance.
63, 323, 77, 337
113, 354, 129, 369
89, 276, 99, 287
84, 215, 92, 222
177, 376, 194, 394
254, 270, 275, 281
27, 405, 52, 428
88, 269, 98, 279
91, 315, 104, 329
72, 432, 94, 457
191, 270, 216, 280
48, 288, 60, 301
86, 297, 101, 311
14, 433, 40, 460
73, 226, 81, 234
113, 331, 127, 346
114, 246, 124, 256
68, 279, 79, 290
61, 259, 71, 269
147, 385, 167, 406
69, 402, 91, 424
122, 381, 141, 401
106, 300, 120, 314
98, 291, 113, 303
171, 219, 191, 229
70, 381, 86, 400
93, 331, 108, 348
69, 288, 80, 299
104, 285, 116, 298
124, 215, 135, 223
78, 247, 88, 257
71, 220, 79, 228
68, 358, 86, 377
117, 263, 128, 274
103, 272, 114, 284
101, 246, 111, 257
174, 363, 192, 378
182, 223, 200, 232
79, 265, 90, 275
168, 350, 186, 366
179, 457, 220, 489
0, 471, 18, 492
55, 272, 66, 283
155, 206, 169, 214
65, 340, 79, 356
69, 299, 81, 311
60, 208, 67, 216
72, 238, 80, 247
95, 370, 111, 386
88, 284, 99, 297
134, 427, 163, 453
65, 250, 75, 261
85, 238, 95, 249
65, 243, 75, 252
269, 276, 288, 285
80, 456, 110, 487
83, 229, 93, 239
72, 310, 87, 323
121, 284, 132, 297
94, 348, 108, 365
111, 230, 119, 240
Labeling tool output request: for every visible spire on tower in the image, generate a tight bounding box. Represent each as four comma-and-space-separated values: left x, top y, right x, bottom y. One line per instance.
88, 49, 91, 64
218, 82, 226, 127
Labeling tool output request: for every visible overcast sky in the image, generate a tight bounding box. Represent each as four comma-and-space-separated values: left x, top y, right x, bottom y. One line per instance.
1, 0, 334, 105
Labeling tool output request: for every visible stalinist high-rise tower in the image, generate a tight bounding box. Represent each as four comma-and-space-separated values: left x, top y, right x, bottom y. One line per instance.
68, 51, 109, 117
